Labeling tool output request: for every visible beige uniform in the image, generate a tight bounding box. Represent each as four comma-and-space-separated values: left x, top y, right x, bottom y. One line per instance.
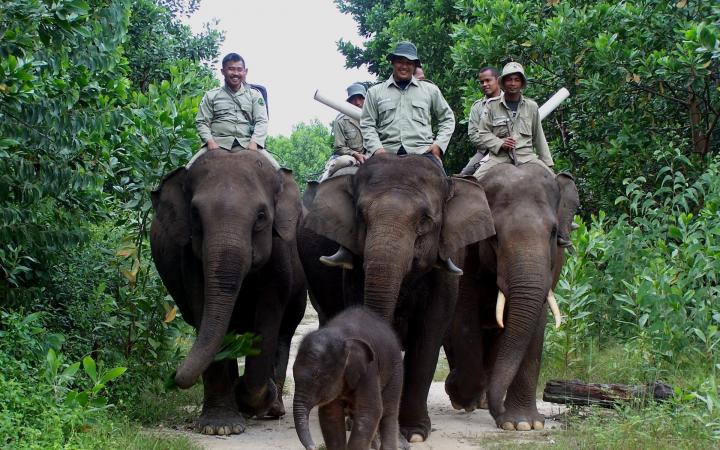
360, 76, 455, 155
190, 84, 278, 168
320, 114, 365, 181
460, 95, 498, 175
473, 93, 553, 179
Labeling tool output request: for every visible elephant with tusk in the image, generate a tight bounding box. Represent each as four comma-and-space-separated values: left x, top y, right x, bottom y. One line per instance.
444, 163, 579, 431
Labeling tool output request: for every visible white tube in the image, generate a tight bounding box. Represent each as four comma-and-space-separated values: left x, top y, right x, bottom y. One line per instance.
538, 87, 570, 121
313, 90, 362, 121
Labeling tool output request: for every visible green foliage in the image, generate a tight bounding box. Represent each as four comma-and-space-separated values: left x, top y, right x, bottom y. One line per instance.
267, 120, 334, 187
337, 0, 720, 215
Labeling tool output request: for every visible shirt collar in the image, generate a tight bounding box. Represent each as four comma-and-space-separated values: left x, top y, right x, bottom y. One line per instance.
499, 92, 524, 109
223, 83, 247, 96
385, 75, 420, 90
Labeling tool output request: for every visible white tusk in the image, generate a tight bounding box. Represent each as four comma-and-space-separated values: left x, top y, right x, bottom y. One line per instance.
495, 291, 505, 329
547, 290, 562, 329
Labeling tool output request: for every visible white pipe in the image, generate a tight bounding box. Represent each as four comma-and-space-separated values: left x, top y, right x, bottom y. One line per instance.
313, 90, 362, 121
538, 88, 570, 121
495, 291, 505, 329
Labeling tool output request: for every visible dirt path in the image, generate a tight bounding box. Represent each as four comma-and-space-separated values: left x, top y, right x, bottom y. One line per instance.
170, 306, 565, 449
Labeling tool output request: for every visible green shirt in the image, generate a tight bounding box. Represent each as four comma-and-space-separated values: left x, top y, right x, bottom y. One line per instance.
195, 84, 268, 150
476, 93, 554, 166
467, 94, 499, 153
360, 76, 455, 155
332, 113, 364, 156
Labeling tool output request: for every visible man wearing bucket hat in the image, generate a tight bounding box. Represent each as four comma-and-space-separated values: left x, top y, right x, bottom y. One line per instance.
360, 41, 455, 164
472, 61, 554, 179
319, 83, 368, 181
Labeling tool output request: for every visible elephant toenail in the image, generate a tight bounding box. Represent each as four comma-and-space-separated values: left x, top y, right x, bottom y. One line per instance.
501, 422, 516, 430
232, 424, 245, 434
409, 433, 424, 443
202, 425, 214, 434
516, 421, 532, 431
533, 420, 544, 430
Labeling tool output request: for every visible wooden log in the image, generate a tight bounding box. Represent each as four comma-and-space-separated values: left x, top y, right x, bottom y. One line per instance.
542, 379, 673, 408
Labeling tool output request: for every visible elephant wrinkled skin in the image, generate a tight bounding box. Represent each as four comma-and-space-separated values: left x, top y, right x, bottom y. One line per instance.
150, 151, 307, 435
444, 163, 579, 431
299, 154, 495, 441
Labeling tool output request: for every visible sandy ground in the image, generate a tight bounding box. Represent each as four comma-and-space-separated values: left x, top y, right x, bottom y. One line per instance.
164, 306, 566, 449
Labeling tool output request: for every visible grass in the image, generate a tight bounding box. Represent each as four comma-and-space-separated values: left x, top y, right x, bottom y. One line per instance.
125, 384, 204, 427
434, 349, 450, 382
74, 420, 201, 450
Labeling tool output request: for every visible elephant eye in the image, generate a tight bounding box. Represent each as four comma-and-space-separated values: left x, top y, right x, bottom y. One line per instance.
415, 214, 434, 236
254, 209, 268, 231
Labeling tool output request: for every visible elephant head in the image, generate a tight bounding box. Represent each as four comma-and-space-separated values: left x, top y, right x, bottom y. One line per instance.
479, 163, 578, 421
304, 154, 495, 320
150, 150, 300, 389
292, 330, 375, 450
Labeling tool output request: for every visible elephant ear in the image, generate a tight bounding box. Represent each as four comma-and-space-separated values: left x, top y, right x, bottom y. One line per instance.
304, 174, 359, 254
273, 168, 302, 242
302, 181, 319, 210
343, 338, 375, 391
151, 167, 190, 247
556, 172, 579, 235
439, 177, 495, 261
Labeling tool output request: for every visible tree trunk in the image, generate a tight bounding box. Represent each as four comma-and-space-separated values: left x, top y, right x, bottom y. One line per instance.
542, 379, 673, 408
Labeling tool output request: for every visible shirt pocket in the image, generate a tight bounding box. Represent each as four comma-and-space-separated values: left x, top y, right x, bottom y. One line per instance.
378, 101, 397, 127
344, 126, 362, 148
515, 118, 532, 137
411, 100, 430, 124
214, 104, 234, 118
491, 117, 511, 138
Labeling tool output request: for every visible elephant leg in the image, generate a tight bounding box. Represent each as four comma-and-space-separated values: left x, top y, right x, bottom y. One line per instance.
348, 383, 382, 450
399, 273, 457, 442
236, 289, 284, 417
267, 290, 306, 418
319, 399, 347, 450
496, 311, 547, 431
198, 360, 245, 435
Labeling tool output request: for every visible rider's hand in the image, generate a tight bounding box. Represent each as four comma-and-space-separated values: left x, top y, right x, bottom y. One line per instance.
247, 141, 259, 151
206, 138, 220, 150
501, 137, 516, 151
352, 151, 366, 164
427, 144, 443, 162
374, 148, 387, 155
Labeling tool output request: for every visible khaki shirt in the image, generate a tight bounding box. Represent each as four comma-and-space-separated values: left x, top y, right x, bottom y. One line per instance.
196, 85, 268, 150
467, 95, 499, 152
360, 76, 455, 155
332, 113, 364, 156
476, 93, 553, 166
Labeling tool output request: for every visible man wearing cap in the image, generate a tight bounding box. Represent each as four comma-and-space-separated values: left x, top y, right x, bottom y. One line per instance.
459, 66, 502, 175
319, 83, 367, 181
189, 52, 279, 169
360, 41, 455, 164
472, 61, 553, 180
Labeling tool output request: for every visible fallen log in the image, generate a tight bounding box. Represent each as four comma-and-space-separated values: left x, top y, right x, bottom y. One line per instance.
543, 379, 673, 408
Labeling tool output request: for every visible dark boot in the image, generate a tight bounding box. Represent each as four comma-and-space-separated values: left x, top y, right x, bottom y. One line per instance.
319, 246, 354, 270
433, 257, 463, 276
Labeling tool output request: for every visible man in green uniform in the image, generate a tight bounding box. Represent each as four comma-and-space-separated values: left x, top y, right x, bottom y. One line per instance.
319, 83, 367, 181
460, 66, 502, 175
321, 42, 459, 271
360, 41, 455, 164
188, 53, 279, 169
472, 61, 553, 179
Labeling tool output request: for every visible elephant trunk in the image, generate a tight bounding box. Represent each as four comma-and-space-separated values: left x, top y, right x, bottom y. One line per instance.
175, 239, 250, 389
293, 395, 316, 450
488, 254, 550, 417
362, 223, 414, 321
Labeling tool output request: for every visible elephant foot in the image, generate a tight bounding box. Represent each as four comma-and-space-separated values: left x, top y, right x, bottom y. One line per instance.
445, 372, 486, 413
235, 377, 278, 417
400, 422, 430, 443
495, 408, 544, 431
197, 406, 246, 435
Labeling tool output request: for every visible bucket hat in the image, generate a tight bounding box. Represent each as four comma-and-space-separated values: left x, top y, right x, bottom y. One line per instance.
345, 83, 366, 101
387, 41, 421, 67
499, 61, 526, 88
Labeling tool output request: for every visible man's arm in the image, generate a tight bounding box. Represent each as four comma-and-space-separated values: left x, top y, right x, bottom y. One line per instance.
250, 91, 268, 149
360, 89, 384, 155
468, 101, 485, 149
332, 119, 354, 156
196, 92, 219, 149
430, 87, 455, 155
476, 106, 505, 155
532, 108, 553, 166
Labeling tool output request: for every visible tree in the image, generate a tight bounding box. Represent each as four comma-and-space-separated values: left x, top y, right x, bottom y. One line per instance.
266, 121, 334, 188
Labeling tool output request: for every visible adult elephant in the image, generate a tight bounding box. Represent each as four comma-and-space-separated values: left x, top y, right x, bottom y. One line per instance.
444, 163, 579, 431
300, 154, 495, 442
150, 150, 306, 435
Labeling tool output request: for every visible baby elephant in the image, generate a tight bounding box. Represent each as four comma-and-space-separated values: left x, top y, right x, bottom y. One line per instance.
293, 307, 403, 450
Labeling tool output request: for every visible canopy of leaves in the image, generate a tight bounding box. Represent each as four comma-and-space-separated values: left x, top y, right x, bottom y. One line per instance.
337, 0, 720, 215
267, 120, 334, 188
